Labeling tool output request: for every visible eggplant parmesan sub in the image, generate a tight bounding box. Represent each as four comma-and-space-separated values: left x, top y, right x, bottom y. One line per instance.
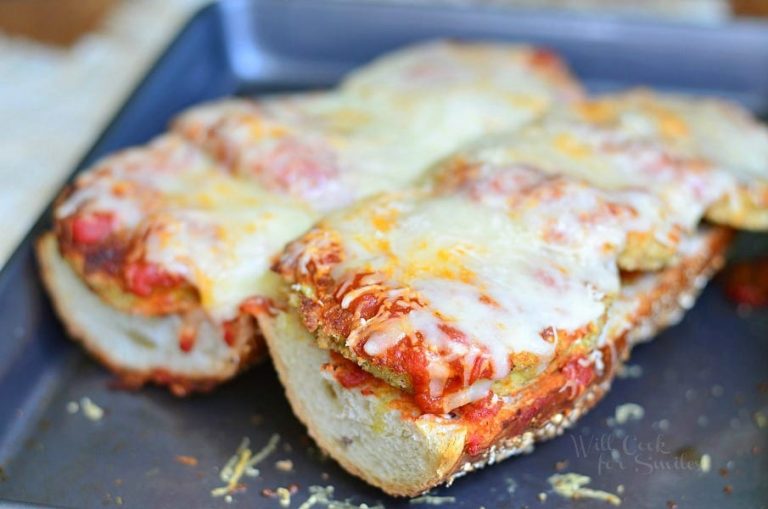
263, 227, 730, 496
267, 94, 768, 494
37, 41, 583, 394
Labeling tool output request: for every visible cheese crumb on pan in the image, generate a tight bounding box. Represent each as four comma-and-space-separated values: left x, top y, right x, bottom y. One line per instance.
80, 397, 104, 421
275, 459, 294, 472
211, 434, 280, 498
297, 486, 384, 509
612, 402, 645, 425
548, 473, 622, 506
409, 495, 457, 505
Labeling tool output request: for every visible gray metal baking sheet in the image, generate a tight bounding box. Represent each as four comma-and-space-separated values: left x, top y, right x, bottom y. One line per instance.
0, 1, 766, 507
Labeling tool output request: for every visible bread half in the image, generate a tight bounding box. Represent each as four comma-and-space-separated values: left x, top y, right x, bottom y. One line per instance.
260, 227, 731, 497
36, 233, 264, 395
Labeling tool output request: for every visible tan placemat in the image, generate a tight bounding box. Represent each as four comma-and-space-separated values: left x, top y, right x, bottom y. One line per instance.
0, 0, 205, 268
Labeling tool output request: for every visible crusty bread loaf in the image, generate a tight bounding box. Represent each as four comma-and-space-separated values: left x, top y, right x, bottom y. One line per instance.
260, 227, 731, 497
36, 233, 265, 395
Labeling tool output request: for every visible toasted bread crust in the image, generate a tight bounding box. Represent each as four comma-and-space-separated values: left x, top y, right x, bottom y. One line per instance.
262, 227, 731, 497
37, 233, 266, 396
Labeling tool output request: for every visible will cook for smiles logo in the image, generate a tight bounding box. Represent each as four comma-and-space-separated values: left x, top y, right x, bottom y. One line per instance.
569, 432, 706, 475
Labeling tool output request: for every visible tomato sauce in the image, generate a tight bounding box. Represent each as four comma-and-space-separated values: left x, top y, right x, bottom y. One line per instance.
722, 258, 768, 307
70, 212, 114, 245
124, 261, 184, 297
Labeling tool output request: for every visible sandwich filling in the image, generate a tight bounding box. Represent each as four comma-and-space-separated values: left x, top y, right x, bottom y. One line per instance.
52, 41, 583, 359
276, 100, 768, 412
275, 160, 687, 413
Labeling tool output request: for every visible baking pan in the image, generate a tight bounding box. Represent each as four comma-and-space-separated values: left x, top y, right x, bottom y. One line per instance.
1, 0, 767, 507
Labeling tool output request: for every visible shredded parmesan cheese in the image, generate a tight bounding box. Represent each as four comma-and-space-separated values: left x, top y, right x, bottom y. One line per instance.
211, 434, 280, 498
754, 411, 767, 429
548, 473, 622, 506
297, 486, 384, 509
277, 487, 292, 508
80, 397, 104, 421
613, 403, 645, 425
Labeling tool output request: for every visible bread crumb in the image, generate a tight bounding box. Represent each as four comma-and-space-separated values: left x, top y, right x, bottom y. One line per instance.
723, 484, 733, 495
616, 484, 625, 495
754, 411, 767, 429
175, 455, 198, 467
409, 495, 456, 505
276, 459, 294, 472
66, 401, 79, 414
537, 492, 547, 502
80, 397, 104, 421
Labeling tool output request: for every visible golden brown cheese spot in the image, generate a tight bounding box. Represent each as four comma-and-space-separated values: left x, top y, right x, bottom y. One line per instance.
653, 108, 689, 140
554, 133, 592, 159
370, 208, 400, 233
577, 101, 618, 124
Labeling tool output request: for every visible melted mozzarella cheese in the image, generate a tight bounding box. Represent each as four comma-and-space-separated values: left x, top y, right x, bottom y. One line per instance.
322, 193, 619, 407
56, 136, 207, 228
142, 197, 314, 322
59, 41, 582, 327
577, 89, 768, 184
463, 119, 738, 234
59, 136, 317, 321
173, 42, 582, 212
436, 162, 673, 258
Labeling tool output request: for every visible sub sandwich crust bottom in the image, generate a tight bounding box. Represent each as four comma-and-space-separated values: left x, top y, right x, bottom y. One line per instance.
260, 227, 732, 497
36, 233, 265, 395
